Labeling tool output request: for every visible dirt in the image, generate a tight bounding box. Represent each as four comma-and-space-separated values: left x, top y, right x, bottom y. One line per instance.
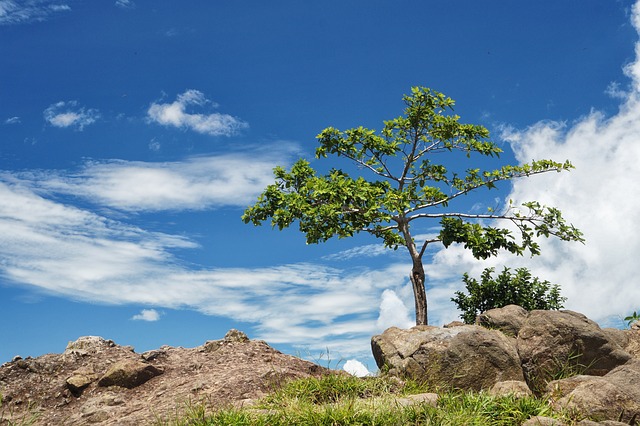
0, 330, 333, 425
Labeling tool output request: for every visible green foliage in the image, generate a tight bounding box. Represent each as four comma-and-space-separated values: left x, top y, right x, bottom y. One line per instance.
624, 310, 640, 328
452, 267, 566, 324
243, 86, 583, 325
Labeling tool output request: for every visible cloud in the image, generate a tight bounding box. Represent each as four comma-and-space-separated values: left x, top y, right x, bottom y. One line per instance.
343, 359, 371, 377
322, 244, 392, 261
43, 101, 100, 130
418, 0, 640, 327
115, 0, 134, 8
4, 117, 20, 125
22, 150, 294, 212
0, 0, 72, 25
147, 90, 248, 136
0, 167, 409, 360
132, 309, 160, 321
376, 289, 414, 331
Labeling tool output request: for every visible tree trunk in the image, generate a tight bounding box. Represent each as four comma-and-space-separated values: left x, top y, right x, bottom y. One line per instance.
410, 258, 428, 325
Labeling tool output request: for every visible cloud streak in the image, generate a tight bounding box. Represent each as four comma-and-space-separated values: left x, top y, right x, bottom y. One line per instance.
147, 90, 248, 136
0, 0, 72, 25
19, 150, 293, 212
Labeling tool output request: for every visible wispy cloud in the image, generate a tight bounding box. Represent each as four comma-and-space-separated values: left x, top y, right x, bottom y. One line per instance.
115, 0, 134, 9
22, 150, 293, 212
43, 101, 100, 130
132, 309, 160, 321
0, 174, 410, 358
147, 90, 248, 137
0, 0, 72, 25
4, 117, 20, 125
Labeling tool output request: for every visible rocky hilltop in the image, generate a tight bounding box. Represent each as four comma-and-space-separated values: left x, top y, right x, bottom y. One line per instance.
0, 329, 331, 425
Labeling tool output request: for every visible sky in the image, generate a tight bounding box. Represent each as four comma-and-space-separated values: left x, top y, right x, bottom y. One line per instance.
1, 0, 639, 375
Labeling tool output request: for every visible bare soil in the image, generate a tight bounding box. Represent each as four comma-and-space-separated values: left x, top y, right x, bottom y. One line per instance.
0, 331, 332, 425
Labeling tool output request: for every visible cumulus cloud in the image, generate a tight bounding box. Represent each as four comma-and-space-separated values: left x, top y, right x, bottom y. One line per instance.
343, 359, 371, 377
418, 0, 640, 327
376, 289, 414, 331
23, 149, 294, 212
4, 116, 20, 124
147, 90, 248, 136
132, 309, 161, 321
0, 0, 72, 25
43, 101, 100, 130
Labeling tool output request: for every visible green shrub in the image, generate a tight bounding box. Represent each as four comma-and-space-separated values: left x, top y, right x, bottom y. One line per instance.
452, 267, 566, 324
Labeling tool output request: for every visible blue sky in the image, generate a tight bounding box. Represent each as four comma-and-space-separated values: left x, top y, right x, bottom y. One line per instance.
1, 0, 639, 374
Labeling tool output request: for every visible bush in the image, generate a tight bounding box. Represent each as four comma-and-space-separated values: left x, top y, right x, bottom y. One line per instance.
452, 267, 566, 324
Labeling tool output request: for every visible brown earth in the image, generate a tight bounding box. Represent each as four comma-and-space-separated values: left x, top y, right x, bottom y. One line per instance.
0, 330, 333, 425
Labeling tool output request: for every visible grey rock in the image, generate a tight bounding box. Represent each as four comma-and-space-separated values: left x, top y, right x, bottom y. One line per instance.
372, 324, 524, 391
517, 310, 631, 392
489, 380, 532, 398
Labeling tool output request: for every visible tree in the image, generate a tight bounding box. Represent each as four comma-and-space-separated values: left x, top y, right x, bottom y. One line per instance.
451, 267, 566, 324
242, 87, 584, 325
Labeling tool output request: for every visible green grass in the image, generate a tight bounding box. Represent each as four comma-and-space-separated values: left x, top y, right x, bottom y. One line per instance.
159, 374, 575, 426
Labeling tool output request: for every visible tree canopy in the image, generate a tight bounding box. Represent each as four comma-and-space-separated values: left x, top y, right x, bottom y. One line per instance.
243, 87, 584, 325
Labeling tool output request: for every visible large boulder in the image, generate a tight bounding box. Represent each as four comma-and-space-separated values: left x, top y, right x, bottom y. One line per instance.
516, 310, 631, 392
545, 359, 640, 423
371, 325, 524, 391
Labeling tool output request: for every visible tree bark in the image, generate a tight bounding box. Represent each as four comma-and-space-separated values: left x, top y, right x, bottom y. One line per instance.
410, 258, 428, 325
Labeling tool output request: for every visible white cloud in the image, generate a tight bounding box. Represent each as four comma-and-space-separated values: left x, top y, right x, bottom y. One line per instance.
132, 309, 160, 321
4, 116, 20, 124
0, 0, 72, 25
0, 171, 409, 359
147, 90, 248, 136
419, 0, 640, 326
376, 289, 414, 331
343, 359, 371, 377
24, 150, 294, 212
43, 101, 100, 130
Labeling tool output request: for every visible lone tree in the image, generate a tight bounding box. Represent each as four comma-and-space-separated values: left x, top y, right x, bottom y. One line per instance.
242, 87, 583, 325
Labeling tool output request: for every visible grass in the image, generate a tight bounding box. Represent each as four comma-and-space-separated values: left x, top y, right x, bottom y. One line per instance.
158, 373, 575, 426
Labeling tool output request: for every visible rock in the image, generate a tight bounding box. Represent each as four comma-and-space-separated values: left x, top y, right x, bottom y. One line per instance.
65, 336, 115, 356
443, 321, 464, 328
97, 359, 163, 389
224, 329, 249, 343
477, 304, 528, 336
517, 310, 631, 392
371, 324, 524, 391
66, 367, 98, 395
489, 380, 532, 398
545, 359, 640, 423
522, 416, 565, 426
392, 392, 438, 407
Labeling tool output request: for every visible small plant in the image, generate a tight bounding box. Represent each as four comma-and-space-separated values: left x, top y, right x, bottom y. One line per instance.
624, 310, 640, 328
452, 267, 567, 324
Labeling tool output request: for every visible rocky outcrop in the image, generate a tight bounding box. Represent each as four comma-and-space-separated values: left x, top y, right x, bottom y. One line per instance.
372, 305, 640, 423
0, 329, 332, 425
371, 324, 524, 391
